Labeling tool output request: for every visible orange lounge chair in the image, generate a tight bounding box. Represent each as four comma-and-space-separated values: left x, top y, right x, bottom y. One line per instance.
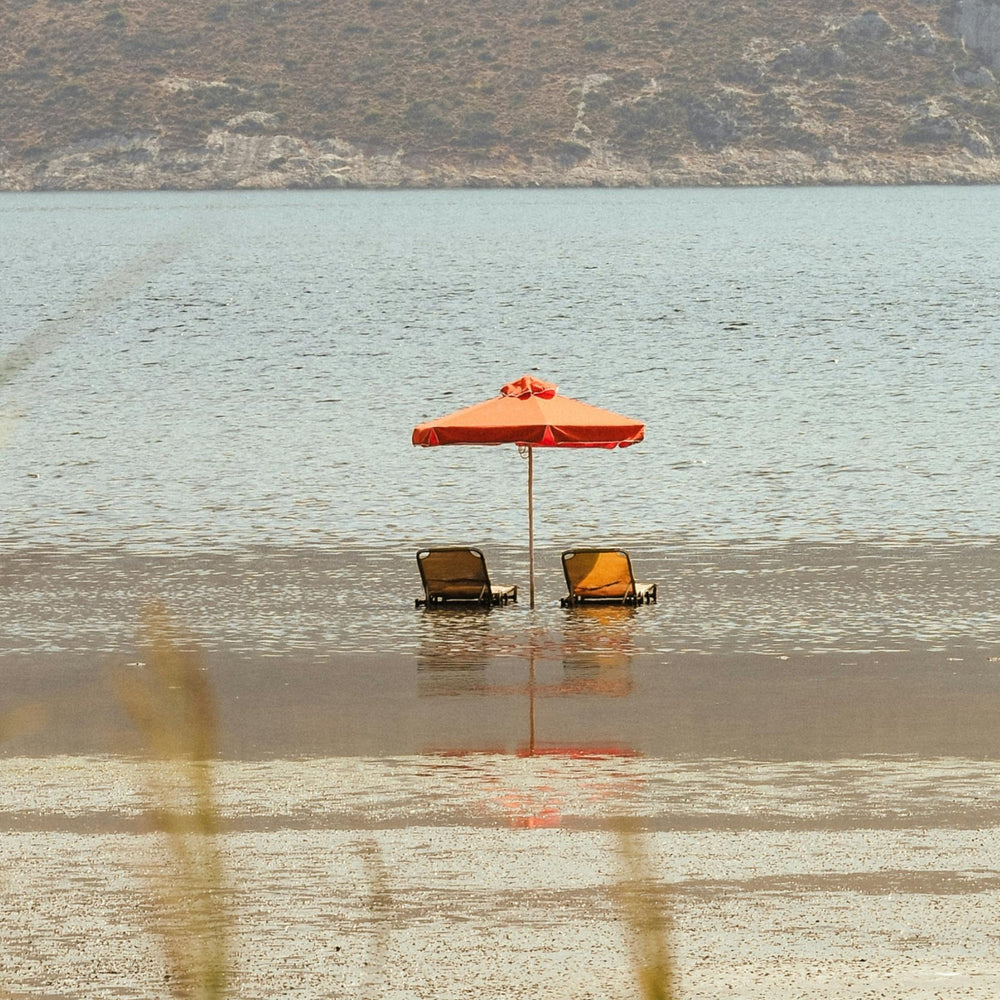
415, 548, 518, 607
560, 549, 657, 607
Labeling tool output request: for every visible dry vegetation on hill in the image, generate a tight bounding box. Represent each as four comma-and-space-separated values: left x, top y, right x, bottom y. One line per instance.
3, 0, 1000, 187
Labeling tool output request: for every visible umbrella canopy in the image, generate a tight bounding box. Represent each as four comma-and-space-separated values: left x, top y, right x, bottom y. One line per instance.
412, 375, 645, 607
412, 374, 644, 449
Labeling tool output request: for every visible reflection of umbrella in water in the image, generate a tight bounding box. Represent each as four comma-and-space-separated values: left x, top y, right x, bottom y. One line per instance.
418, 613, 642, 828
417, 610, 639, 752
412, 375, 645, 608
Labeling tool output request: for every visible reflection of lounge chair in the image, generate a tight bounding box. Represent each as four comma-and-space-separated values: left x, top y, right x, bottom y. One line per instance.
560, 549, 657, 607
415, 548, 518, 607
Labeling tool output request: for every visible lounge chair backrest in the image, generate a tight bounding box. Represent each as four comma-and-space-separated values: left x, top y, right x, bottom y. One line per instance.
417, 548, 492, 602
562, 549, 636, 601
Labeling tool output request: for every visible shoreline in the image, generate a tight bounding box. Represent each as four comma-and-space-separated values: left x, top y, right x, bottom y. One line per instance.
5, 145, 1000, 193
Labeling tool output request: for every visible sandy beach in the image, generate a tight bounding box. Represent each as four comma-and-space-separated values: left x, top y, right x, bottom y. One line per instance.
3, 540, 1000, 998
2, 753, 1000, 999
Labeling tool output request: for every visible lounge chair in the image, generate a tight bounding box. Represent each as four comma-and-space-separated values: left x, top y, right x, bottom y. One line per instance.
415, 548, 518, 607
560, 549, 657, 607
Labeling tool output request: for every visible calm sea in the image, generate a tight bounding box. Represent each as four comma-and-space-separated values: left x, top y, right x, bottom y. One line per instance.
2, 187, 1000, 664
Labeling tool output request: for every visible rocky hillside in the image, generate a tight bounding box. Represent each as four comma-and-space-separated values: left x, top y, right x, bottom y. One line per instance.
3, 0, 1000, 189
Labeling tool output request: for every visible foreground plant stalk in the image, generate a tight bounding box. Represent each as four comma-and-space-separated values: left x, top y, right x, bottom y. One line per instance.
615, 817, 676, 1000
116, 601, 230, 1000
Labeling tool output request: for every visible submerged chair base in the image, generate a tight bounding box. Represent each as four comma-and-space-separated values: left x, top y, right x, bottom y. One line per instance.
416, 586, 518, 608
415, 547, 518, 608
559, 584, 656, 607
559, 549, 657, 607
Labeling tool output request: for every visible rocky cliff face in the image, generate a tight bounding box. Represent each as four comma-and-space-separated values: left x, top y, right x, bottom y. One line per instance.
3, 0, 1000, 190
957, 0, 1000, 71
9, 129, 1000, 191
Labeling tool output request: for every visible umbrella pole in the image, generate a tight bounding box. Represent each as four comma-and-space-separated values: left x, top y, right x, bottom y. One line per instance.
528, 445, 535, 609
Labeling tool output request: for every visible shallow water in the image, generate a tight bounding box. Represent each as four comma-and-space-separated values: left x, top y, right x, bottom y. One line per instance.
3, 187, 1000, 555
5, 189, 1000, 1000
4, 188, 1000, 763
2, 539, 998, 660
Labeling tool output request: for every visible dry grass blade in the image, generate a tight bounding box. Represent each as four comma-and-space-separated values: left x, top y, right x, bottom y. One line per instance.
1, 243, 184, 392
614, 817, 677, 1000
1, 243, 182, 464
358, 838, 392, 995
115, 601, 230, 1000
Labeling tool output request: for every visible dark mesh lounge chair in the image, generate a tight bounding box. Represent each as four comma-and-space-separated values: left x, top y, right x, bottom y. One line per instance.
560, 549, 657, 607
415, 548, 518, 607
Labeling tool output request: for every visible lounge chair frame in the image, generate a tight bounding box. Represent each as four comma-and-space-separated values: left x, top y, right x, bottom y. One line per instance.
415, 547, 518, 608
560, 549, 657, 607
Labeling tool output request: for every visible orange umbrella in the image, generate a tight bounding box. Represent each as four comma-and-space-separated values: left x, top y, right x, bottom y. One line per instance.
413, 375, 645, 607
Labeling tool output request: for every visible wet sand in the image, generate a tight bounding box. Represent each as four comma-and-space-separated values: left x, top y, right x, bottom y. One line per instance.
2, 755, 1000, 999
3, 539, 1000, 997
4, 643, 1000, 760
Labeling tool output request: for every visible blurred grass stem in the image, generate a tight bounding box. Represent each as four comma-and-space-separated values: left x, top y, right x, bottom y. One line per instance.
115, 601, 230, 1000
615, 818, 676, 1000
